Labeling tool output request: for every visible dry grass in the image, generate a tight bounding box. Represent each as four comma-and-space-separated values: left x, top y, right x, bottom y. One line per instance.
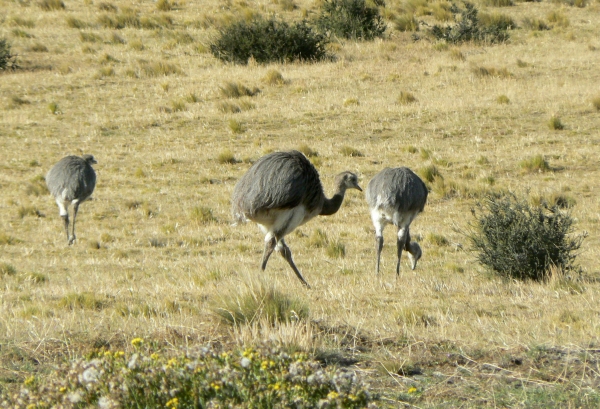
1, 1, 600, 406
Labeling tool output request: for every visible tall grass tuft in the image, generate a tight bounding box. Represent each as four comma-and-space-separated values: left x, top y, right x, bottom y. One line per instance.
340, 146, 364, 157
38, 0, 65, 11
214, 283, 308, 326
191, 206, 217, 224
548, 115, 564, 130
263, 69, 286, 85
397, 91, 417, 104
219, 82, 260, 98
519, 154, 551, 173
217, 149, 237, 164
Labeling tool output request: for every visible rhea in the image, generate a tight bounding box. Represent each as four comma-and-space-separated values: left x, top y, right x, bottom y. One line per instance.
232, 150, 362, 288
366, 167, 427, 275
46, 154, 97, 245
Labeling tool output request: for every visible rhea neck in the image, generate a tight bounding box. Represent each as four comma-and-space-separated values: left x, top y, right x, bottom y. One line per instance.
319, 184, 348, 216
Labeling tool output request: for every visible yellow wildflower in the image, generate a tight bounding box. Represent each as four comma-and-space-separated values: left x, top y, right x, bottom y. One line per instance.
242, 348, 253, 357
59, 387, 67, 393
166, 397, 179, 408
151, 353, 160, 360
114, 351, 125, 358
210, 382, 221, 391
327, 391, 339, 400
408, 386, 417, 394
261, 360, 269, 370
167, 358, 178, 367
131, 337, 143, 348
24, 376, 35, 386
269, 360, 275, 367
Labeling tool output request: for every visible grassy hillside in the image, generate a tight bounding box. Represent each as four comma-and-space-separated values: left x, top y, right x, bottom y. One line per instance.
1, 0, 600, 406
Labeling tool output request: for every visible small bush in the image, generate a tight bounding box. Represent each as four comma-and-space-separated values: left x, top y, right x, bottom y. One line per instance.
316, 0, 386, 40
210, 18, 329, 65
3, 344, 374, 408
214, 283, 308, 326
467, 193, 584, 281
0, 39, 18, 71
430, 2, 510, 44
38, 0, 65, 11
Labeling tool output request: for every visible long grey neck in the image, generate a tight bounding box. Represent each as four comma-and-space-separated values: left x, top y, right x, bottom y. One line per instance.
319, 188, 346, 216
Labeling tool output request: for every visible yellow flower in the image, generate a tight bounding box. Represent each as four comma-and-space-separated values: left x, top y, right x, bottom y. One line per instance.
242, 348, 253, 357
131, 337, 144, 348
151, 353, 160, 360
270, 382, 281, 390
210, 382, 221, 391
269, 360, 275, 367
104, 351, 112, 357
261, 360, 269, 370
114, 351, 125, 358
24, 376, 35, 386
408, 386, 417, 394
166, 397, 179, 408
327, 391, 339, 400
59, 387, 67, 393
167, 358, 177, 367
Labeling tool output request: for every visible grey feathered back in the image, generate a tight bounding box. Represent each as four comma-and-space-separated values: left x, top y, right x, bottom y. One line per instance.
232, 151, 324, 222
46, 155, 97, 202
366, 167, 427, 213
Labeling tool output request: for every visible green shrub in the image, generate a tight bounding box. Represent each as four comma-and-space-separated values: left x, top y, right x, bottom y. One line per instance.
4, 343, 374, 408
315, 0, 386, 40
0, 39, 18, 71
430, 2, 510, 44
467, 193, 584, 281
210, 17, 329, 65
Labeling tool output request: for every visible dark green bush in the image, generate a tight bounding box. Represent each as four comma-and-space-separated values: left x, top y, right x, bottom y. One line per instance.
0, 39, 18, 71
315, 0, 386, 40
210, 18, 329, 65
467, 193, 584, 281
4, 343, 375, 408
430, 2, 509, 44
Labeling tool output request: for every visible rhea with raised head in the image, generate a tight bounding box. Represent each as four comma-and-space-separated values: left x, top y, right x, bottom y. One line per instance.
366, 167, 427, 275
232, 150, 362, 288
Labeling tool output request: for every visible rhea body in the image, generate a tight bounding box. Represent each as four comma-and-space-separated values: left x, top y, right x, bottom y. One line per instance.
46, 154, 97, 245
366, 167, 427, 275
232, 150, 362, 288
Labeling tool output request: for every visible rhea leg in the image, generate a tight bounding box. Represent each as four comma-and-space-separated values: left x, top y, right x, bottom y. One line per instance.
56, 199, 70, 244
261, 234, 277, 270
396, 226, 409, 276
375, 236, 384, 275
69, 202, 81, 245
278, 239, 310, 288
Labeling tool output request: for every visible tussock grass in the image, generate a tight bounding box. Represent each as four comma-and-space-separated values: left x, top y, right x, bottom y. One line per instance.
548, 115, 565, 130
38, 0, 65, 11
547, 10, 569, 28
219, 82, 260, 98
471, 65, 512, 78
397, 91, 417, 104
59, 292, 106, 310
297, 144, 318, 157
65, 16, 89, 29
449, 48, 465, 61
394, 14, 418, 32
519, 154, 551, 173
79, 32, 102, 43
0, 233, 20, 245
156, 0, 173, 11
496, 95, 510, 104
228, 119, 244, 134
592, 96, 600, 111
522, 17, 550, 31
216, 101, 241, 113
326, 240, 346, 258
0, 263, 17, 276
29, 43, 48, 52
8, 16, 36, 28
213, 282, 308, 326
138, 60, 181, 77
418, 164, 442, 183
217, 149, 237, 164
12, 28, 33, 38
98, 2, 117, 12
340, 146, 364, 157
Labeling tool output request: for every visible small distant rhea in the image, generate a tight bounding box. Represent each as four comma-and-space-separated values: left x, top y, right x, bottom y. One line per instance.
46, 154, 97, 245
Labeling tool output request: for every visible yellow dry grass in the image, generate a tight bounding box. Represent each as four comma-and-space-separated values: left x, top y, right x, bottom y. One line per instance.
1, 0, 600, 405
